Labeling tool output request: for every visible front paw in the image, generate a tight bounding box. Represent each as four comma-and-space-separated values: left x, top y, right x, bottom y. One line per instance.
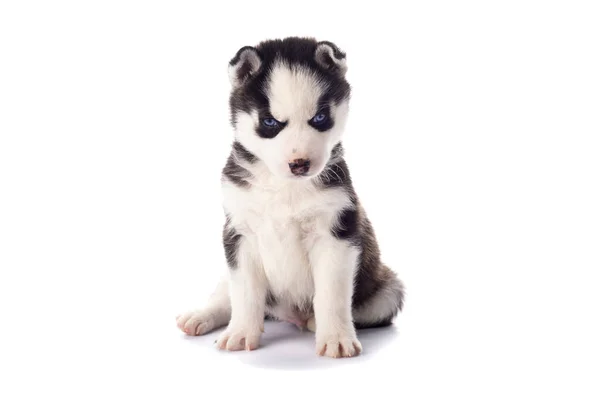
216, 325, 262, 351
176, 310, 215, 336
316, 329, 362, 358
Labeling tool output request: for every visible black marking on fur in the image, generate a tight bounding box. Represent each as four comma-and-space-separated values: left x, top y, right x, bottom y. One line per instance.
228, 69, 270, 127
222, 217, 242, 269
316, 144, 356, 199
232, 141, 257, 163
352, 215, 386, 309
320, 161, 349, 188
354, 275, 404, 330
222, 155, 250, 188
354, 318, 393, 330
330, 142, 344, 160
266, 291, 278, 307
222, 141, 256, 188
332, 208, 359, 243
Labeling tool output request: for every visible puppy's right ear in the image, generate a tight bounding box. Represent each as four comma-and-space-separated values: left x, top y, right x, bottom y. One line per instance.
228, 46, 262, 88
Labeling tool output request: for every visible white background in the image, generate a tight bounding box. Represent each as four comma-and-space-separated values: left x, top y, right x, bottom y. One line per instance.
1, 1, 599, 399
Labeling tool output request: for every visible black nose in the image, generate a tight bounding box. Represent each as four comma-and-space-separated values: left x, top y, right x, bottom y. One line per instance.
288, 158, 311, 175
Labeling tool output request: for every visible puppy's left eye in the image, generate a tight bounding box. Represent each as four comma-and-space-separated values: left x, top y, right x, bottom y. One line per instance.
311, 113, 327, 124
308, 110, 333, 131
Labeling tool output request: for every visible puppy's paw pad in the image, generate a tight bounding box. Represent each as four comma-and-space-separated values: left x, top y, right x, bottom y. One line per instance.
176, 311, 214, 336
316, 332, 362, 358
216, 327, 262, 351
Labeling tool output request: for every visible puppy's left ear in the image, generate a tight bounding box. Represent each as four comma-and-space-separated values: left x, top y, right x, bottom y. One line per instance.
315, 41, 348, 75
228, 46, 262, 88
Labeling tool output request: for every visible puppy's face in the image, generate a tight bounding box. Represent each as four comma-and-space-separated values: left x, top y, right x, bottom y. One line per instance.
228, 38, 351, 179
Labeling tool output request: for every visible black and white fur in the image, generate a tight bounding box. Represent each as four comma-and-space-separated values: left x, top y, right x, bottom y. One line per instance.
177, 37, 404, 358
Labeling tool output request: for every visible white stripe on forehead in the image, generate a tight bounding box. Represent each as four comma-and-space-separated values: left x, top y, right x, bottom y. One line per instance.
266, 62, 326, 122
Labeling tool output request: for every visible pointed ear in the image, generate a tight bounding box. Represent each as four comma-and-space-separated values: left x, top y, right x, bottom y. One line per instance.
315, 41, 347, 75
228, 46, 262, 88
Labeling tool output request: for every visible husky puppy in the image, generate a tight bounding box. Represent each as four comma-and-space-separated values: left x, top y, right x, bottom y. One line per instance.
177, 37, 404, 358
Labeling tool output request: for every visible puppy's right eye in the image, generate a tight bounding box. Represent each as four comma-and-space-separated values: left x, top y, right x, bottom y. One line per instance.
262, 118, 279, 128
257, 116, 287, 139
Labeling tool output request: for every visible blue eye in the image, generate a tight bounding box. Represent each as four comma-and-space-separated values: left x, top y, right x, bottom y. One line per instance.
263, 118, 279, 127
312, 113, 327, 124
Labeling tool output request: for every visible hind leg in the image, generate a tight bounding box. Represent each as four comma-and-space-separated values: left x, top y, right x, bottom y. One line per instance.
176, 276, 231, 336
353, 271, 404, 329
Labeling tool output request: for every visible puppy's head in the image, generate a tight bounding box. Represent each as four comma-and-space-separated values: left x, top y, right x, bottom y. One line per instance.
228, 37, 351, 179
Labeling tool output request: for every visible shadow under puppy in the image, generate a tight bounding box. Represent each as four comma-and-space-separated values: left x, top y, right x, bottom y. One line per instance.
177, 37, 404, 358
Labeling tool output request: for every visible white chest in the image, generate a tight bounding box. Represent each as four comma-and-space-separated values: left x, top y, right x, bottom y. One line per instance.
222, 179, 351, 303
